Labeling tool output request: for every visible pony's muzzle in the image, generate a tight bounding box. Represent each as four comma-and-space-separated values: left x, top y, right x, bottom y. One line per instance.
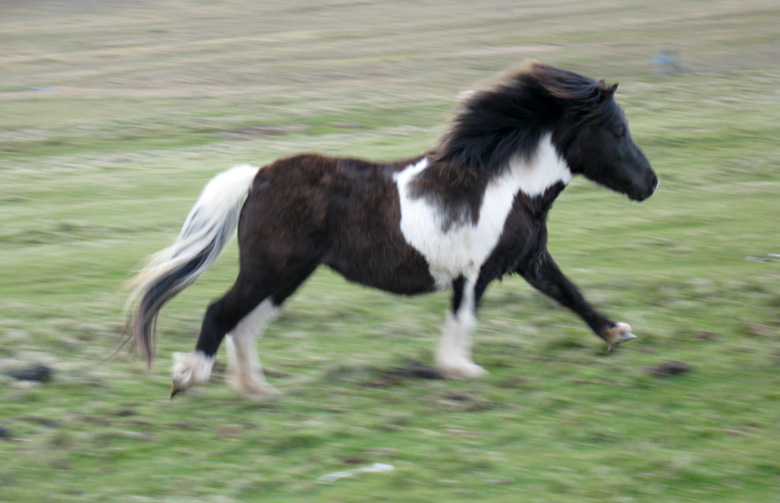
647, 172, 659, 195
628, 171, 658, 201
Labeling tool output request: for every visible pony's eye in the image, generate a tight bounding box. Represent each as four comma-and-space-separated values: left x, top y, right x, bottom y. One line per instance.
615, 126, 627, 138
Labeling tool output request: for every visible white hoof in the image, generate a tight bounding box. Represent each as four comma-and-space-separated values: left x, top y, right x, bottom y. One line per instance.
227, 372, 279, 400
171, 351, 214, 397
604, 322, 637, 350
437, 361, 489, 380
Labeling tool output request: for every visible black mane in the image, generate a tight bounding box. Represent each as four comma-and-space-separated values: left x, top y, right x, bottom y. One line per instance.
429, 61, 618, 177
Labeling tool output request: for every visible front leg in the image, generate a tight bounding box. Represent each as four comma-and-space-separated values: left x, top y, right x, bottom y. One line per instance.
435, 275, 488, 379
517, 250, 636, 349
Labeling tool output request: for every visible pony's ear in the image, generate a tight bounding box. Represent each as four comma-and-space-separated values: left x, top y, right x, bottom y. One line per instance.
600, 82, 618, 100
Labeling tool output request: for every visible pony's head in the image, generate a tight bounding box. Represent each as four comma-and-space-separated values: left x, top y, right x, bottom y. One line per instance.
435, 61, 657, 202
528, 63, 658, 201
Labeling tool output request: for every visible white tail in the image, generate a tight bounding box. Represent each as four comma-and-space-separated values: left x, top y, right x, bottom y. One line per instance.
126, 164, 260, 365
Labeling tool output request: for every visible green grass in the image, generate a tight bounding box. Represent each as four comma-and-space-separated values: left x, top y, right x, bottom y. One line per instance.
2, 1, 780, 501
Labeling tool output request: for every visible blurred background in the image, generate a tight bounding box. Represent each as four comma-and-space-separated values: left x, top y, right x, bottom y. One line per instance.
1, 1, 779, 502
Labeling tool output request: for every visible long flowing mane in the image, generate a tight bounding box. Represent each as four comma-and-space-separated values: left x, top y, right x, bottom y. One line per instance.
429, 61, 618, 178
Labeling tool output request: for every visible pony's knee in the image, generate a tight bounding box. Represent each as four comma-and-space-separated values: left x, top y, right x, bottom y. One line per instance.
171, 351, 215, 396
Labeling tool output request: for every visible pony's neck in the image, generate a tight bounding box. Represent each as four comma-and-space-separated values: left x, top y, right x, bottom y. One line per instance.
401, 133, 572, 233
504, 132, 572, 199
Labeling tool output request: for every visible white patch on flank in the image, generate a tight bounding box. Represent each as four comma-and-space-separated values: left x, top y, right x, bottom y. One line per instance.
394, 133, 571, 290
172, 350, 215, 390
225, 299, 280, 398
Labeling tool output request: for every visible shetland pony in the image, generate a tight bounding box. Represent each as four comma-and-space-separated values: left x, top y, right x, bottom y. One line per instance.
126, 61, 657, 398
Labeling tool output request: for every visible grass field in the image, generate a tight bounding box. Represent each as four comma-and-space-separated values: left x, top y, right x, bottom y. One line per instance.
2, 1, 780, 501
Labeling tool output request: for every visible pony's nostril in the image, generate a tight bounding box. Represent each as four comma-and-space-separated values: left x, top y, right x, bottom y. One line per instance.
647, 173, 659, 193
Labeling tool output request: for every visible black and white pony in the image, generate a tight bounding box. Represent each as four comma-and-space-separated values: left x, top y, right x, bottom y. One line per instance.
127, 61, 657, 398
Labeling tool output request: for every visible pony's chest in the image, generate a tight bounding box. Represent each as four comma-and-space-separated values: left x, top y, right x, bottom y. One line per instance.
393, 144, 570, 290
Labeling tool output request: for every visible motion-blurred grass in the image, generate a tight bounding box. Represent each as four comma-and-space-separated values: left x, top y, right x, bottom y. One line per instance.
1, 1, 779, 502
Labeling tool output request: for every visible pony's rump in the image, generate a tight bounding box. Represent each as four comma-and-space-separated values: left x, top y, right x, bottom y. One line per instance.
126, 164, 259, 365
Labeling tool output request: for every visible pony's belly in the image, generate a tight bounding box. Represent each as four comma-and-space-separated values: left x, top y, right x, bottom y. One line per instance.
323, 242, 437, 295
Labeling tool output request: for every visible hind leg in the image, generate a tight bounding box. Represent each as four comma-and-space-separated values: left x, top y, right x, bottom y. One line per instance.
171, 278, 269, 397
225, 264, 318, 397
171, 260, 318, 397
224, 298, 280, 399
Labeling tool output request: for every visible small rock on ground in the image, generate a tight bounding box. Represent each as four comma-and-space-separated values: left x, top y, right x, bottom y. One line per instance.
647, 360, 692, 377
6, 364, 53, 382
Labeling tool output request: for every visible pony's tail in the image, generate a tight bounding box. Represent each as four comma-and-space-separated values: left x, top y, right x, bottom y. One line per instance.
125, 164, 260, 366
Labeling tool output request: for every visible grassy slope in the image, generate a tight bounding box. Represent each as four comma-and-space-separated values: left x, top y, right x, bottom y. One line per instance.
1, 1, 780, 501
